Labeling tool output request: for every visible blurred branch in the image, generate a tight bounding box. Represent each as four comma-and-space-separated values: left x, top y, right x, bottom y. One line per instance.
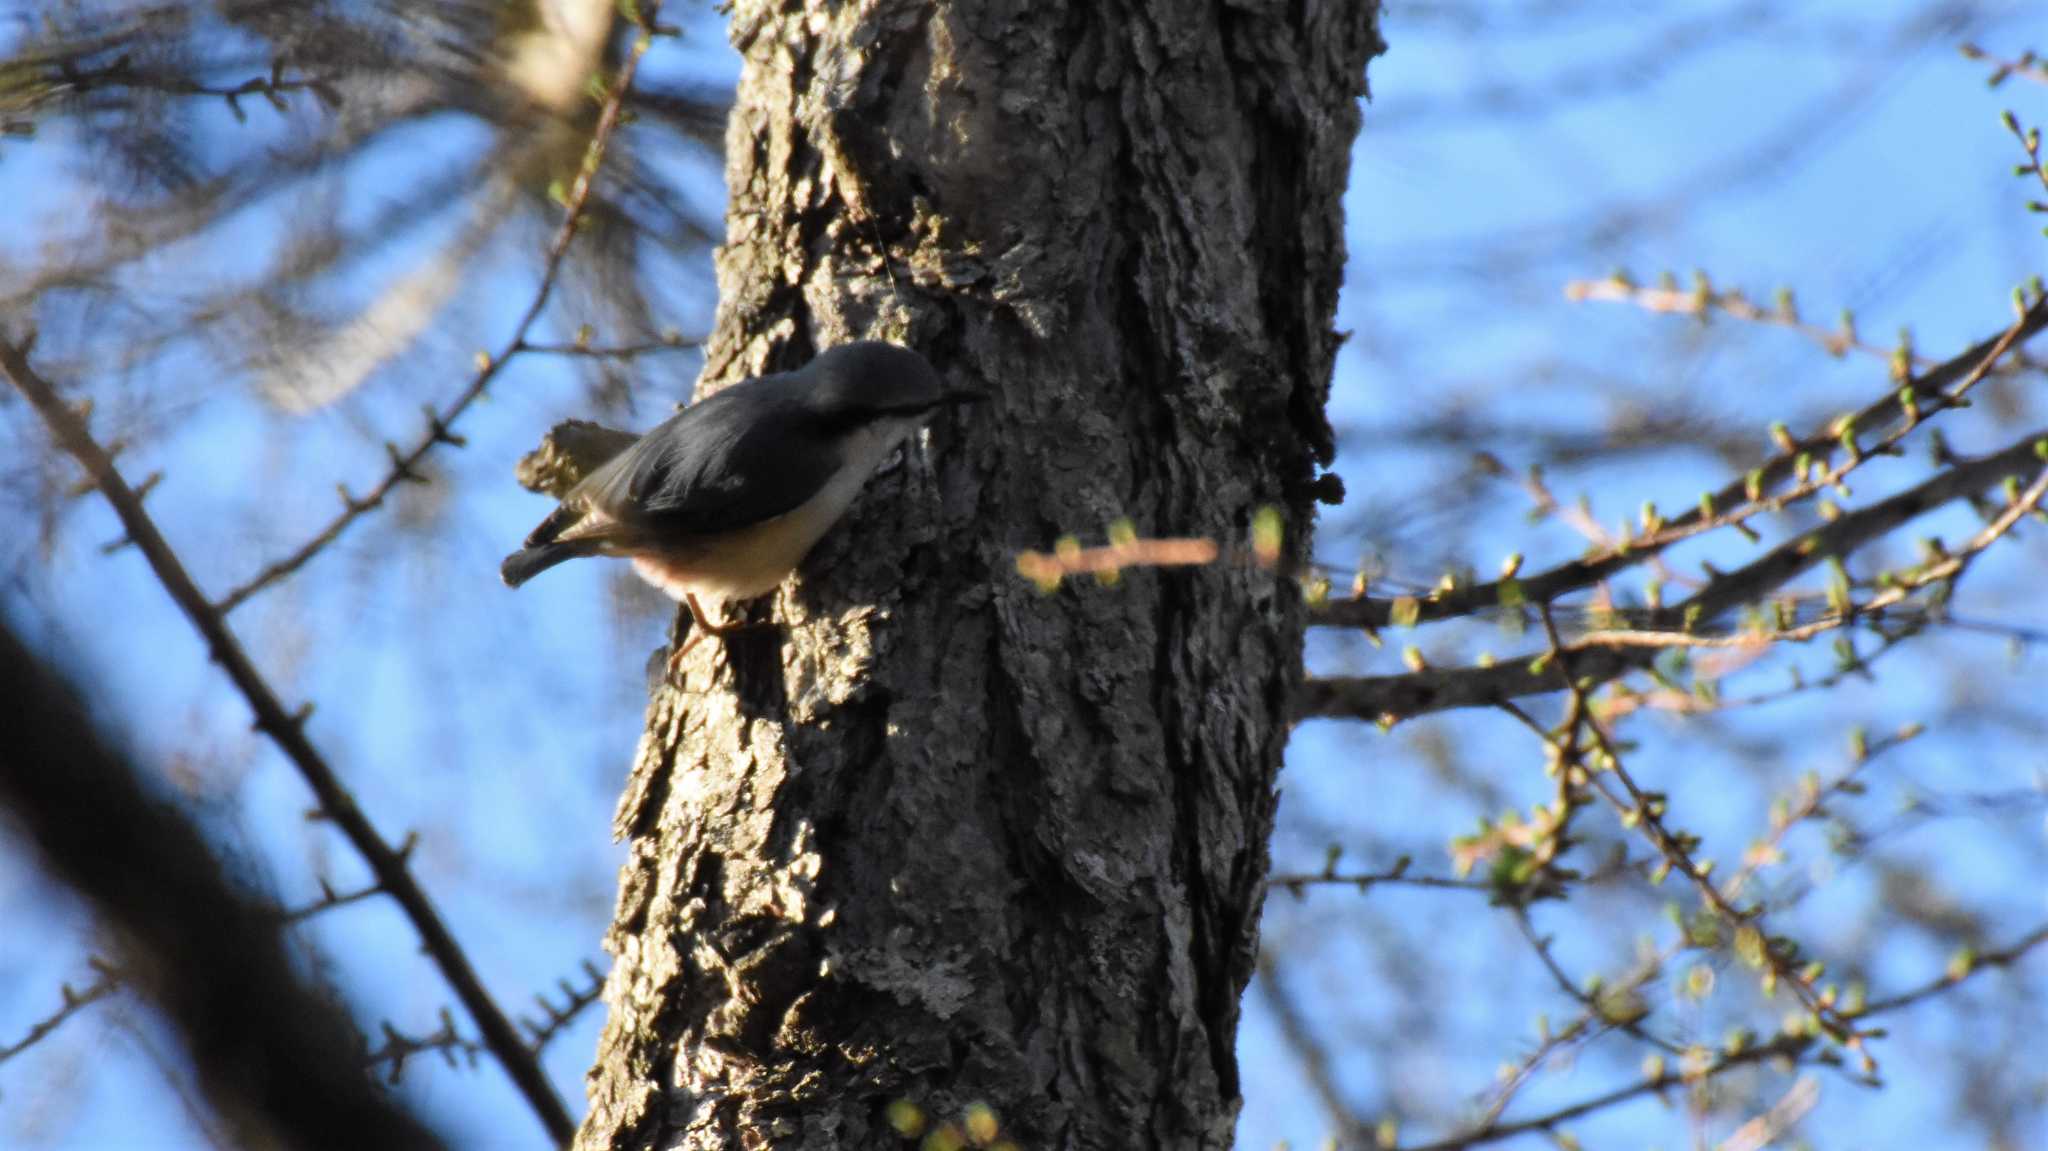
1299, 645, 1632, 724
1602, 614, 1918, 719
1371, 57, 1902, 281
1472, 1009, 1616, 1134
1718, 1076, 1819, 1151
0, 619, 443, 1149
1396, 919, 2048, 1151
0, 338, 573, 1144
0, 960, 122, 1067
1396, 1033, 1817, 1151
1366, 405, 1758, 471
1564, 271, 2045, 375
521, 333, 704, 360
1311, 295, 2048, 634
1299, 418, 2048, 722
521, 959, 607, 1054
7, 53, 342, 115
366, 1009, 484, 1085
1255, 954, 1379, 1150
1267, 854, 1490, 897
2004, 106, 2048, 197
210, 17, 665, 616
1575, 441, 2048, 651
1860, 922, 2048, 1014
1719, 723, 1924, 905
278, 876, 389, 925
1525, 611, 1864, 1047
1960, 43, 2048, 88
1369, 2, 1776, 131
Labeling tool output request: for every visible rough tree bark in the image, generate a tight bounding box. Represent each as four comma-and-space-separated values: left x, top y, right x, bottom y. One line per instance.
577, 3, 1381, 1147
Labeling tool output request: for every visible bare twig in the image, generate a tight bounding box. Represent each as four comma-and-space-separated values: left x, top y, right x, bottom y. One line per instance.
2001, 107, 2048, 198
521, 335, 703, 361
1311, 298, 2048, 634
1267, 864, 1490, 897
1395, 1034, 1815, 1151
212, 19, 665, 616
4, 54, 343, 120
1720, 724, 1923, 905
1718, 1076, 1820, 1151
0, 340, 572, 1144
1859, 922, 2048, 1015
521, 959, 607, 1054
365, 1009, 485, 1084
1602, 618, 1919, 719
1564, 273, 2044, 375
278, 877, 388, 924
0, 960, 122, 1066
1531, 608, 1863, 1046
1664, 447, 2048, 635
1510, 907, 1685, 1057
1255, 954, 1379, 1150
1474, 1012, 1611, 1132
1398, 921, 2048, 1151
1960, 43, 2048, 89
1298, 424, 2048, 723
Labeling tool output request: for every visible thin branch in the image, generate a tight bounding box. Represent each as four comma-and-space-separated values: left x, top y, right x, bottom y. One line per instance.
278, 876, 388, 924
1394, 1034, 1815, 1151
1297, 646, 1636, 725
1597, 615, 1919, 720
1511, 907, 1686, 1058
1267, 867, 1490, 896
0, 621, 443, 1148
1649, 441, 2048, 633
212, 19, 665, 616
521, 959, 607, 1055
1717, 1075, 1819, 1151
1298, 424, 2048, 723
1960, 43, 2048, 89
1310, 298, 2048, 633
1530, 608, 1861, 1046
1859, 922, 2048, 1016
365, 1008, 484, 1085
0, 960, 121, 1066
0, 340, 573, 1144
520, 335, 704, 361
1255, 954, 1379, 1150
2000, 106, 2048, 198
1474, 1012, 1613, 1133
1400, 903, 2041, 1149
1, 51, 346, 127
1563, 273, 2044, 376
1719, 724, 1922, 906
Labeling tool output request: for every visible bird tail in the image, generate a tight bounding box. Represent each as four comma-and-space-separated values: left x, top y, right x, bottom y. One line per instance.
500, 541, 598, 588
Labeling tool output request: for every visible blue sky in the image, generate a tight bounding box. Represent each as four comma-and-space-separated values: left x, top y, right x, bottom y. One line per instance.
2, 2, 2044, 1148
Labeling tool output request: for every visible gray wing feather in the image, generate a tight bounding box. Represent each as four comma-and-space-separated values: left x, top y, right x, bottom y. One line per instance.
567, 380, 843, 540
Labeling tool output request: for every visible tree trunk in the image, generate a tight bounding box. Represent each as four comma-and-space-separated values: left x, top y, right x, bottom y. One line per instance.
577, 3, 1381, 1148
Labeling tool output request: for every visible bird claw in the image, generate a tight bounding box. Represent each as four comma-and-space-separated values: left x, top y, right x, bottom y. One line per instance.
666, 632, 704, 677
663, 594, 781, 679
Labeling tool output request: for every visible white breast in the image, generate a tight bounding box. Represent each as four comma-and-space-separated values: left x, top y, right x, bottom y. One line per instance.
630, 419, 920, 607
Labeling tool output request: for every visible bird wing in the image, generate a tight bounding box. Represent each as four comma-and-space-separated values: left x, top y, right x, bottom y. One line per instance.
558, 381, 846, 543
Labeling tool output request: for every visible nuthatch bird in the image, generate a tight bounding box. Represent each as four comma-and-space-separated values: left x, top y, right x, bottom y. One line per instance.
501, 341, 976, 659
